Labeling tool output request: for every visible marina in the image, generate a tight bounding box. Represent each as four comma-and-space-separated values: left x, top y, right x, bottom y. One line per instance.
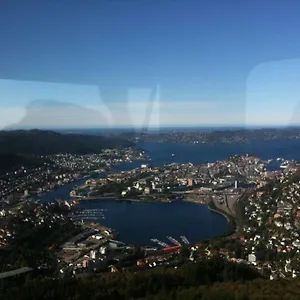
70, 208, 107, 221
150, 236, 187, 248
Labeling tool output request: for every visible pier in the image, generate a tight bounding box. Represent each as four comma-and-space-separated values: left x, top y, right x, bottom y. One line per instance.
167, 236, 181, 246
150, 238, 170, 248
71, 208, 106, 221
180, 236, 190, 244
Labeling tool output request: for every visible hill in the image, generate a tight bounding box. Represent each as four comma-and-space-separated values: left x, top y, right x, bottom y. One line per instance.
0, 130, 134, 155
2, 257, 265, 300
2, 263, 299, 300
0, 153, 52, 173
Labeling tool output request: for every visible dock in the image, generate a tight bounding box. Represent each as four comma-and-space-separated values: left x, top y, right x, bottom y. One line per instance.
150, 238, 170, 248
180, 236, 190, 244
167, 236, 181, 246
71, 208, 106, 221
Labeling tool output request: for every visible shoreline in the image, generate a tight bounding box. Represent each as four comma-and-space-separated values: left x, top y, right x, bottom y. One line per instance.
207, 201, 239, 240
207, 202, 231, 224
72, 195, 174, 203
31, 156, 150, 199
184, 198, 231, 224
37, 167, 240, 246
185, 198, 238, 240
74, 195, 234, 227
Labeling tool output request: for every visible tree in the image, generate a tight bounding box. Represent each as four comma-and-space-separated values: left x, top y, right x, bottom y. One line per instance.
180, 244, 190, 259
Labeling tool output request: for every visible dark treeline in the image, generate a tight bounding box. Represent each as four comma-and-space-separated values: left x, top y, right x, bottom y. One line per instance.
2, 257, 267, 300
0, 153, 52, 173
0, 129, 133, 155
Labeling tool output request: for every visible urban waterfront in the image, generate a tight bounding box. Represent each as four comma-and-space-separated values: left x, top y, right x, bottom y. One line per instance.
135, 140, 300, 169
36, 139, 300, 245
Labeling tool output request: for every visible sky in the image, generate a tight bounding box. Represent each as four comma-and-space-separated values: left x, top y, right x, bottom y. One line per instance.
1, 0, 300, 128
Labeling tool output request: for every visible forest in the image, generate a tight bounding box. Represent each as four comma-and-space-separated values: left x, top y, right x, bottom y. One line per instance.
0, 129, 133, 155
2, 256, 288, 300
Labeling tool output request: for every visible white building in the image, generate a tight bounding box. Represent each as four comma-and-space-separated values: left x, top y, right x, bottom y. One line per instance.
248, 253, 256, 263
90, 250, 97, 260
100, 246, 106, 255
234, 181, 238, 189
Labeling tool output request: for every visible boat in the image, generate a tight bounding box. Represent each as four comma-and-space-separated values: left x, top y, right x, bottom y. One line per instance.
280, 164, 288, 169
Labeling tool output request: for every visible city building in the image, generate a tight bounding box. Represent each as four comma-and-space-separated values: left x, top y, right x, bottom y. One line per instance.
110, 265, 119, 272
248, 253, 256, 263
188, 178, 194, 186
90, 250, 97, 260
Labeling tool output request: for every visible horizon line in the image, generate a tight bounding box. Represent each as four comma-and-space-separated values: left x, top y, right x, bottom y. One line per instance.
4, 124, 300, 131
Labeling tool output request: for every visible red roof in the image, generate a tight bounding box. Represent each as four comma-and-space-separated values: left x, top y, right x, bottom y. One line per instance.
163, 245, 182, 252
111, 265, 119, 272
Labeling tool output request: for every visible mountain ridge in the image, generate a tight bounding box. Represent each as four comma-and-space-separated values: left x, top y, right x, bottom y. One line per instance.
0, 129, 134, 155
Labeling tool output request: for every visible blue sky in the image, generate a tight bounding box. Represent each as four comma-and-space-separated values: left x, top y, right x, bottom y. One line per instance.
1, 0, 300, 128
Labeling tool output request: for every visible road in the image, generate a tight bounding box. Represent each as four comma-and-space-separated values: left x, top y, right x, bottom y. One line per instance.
208, 188, 252, 240
0, 267, 33, 279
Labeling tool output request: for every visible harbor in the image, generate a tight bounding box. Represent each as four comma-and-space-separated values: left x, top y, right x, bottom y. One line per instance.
56, 196, 227, 246
70, 208, 107, 222
69, 204, 194, 249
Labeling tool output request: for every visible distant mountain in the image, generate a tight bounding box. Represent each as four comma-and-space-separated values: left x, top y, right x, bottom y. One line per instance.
0, 129, 133, 155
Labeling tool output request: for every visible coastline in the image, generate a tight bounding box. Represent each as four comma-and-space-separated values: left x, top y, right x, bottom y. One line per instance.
175, 197, 238, 240
208, 202, 238, 239
76, 195, 234, 226
207, 202, 231, 224
36, 160, 241, 246
184, 198, 231, 224
73, 196, 173, 203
